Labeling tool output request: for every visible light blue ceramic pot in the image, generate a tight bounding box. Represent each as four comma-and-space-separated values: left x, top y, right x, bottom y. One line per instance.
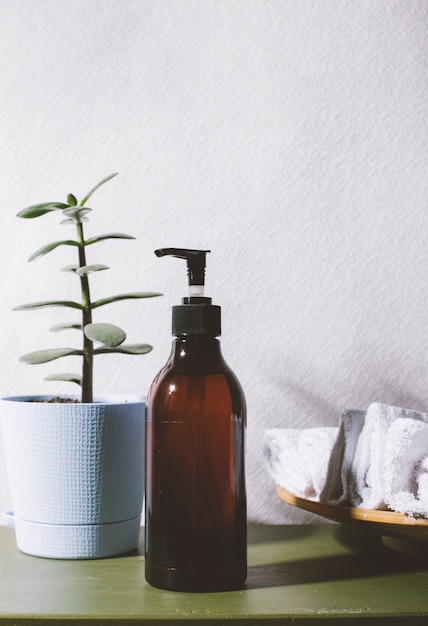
0, 394, 145, 559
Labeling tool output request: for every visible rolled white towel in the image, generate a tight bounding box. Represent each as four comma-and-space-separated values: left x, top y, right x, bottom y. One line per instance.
351, 403, 428, 512
383, 418, 428, 517
263, 427, 338, 501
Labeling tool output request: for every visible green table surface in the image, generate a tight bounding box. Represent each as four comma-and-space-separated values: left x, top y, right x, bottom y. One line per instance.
0, 524, 427, 625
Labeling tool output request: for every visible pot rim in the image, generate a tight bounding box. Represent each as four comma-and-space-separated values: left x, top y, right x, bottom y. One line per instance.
1, 394, 145, 406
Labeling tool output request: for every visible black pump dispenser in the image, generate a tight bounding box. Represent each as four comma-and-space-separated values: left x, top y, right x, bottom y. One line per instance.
154, 248, 221, 337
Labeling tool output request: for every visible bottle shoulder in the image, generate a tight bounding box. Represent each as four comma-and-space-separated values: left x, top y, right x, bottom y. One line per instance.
148, 363, 243, 390
146, 364, 246, 416
155, 339, 231, 373
146, 338, 246, 411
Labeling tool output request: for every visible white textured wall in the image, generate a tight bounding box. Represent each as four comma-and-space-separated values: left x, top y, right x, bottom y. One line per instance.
1, 0, 428, 523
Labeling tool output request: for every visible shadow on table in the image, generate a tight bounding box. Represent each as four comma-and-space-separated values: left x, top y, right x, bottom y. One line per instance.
247, 523, 319, 545
246, 525, 427, 589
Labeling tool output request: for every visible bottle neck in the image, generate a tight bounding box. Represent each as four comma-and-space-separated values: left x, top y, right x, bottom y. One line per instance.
169, 335, 225, 371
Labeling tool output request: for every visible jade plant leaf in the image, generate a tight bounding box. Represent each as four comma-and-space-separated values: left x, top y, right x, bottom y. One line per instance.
62, 207, 92, 221
45, 372, 82, 385
29, 239, 79, 262
17, 202, 69, 219
67, 194, 78, 206
20, 348, 83, 364
61, 264, 109, 275
76, 264, 109, 276
94, 343, 153, 355
92, 292, 162, 309
50, 322, 82, 332
84, 233, 135, 245
80, 173, 118, 206
14, 300, 84, 311
61, 217, 89, 225
84, 323, 126, 347
61, 265, 79, 273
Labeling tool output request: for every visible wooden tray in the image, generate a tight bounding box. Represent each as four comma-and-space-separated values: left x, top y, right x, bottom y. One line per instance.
277, 486, 428, 550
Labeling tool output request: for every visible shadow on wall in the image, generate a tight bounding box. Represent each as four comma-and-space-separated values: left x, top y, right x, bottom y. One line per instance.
266, 349, 428, 428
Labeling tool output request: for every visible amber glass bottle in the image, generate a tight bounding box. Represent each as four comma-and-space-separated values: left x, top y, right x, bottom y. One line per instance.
145, 249, 247, 592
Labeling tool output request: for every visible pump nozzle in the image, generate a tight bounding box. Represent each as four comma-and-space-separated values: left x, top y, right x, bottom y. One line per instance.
155, 248, 211, 297
155, 247, 220, 336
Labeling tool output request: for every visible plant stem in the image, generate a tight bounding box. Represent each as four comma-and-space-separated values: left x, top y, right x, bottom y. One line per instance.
76, 220, 93, 403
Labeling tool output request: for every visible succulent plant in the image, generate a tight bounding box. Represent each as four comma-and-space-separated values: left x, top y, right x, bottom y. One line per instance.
14, 173, 161, 403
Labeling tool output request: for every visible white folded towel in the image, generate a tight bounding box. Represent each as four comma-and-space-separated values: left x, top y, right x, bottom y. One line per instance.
264, 402, 428, 518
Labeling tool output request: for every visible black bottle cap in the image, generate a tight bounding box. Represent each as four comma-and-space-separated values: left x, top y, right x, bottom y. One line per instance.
172, 299, 221, 336
154, 248, 221, 336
